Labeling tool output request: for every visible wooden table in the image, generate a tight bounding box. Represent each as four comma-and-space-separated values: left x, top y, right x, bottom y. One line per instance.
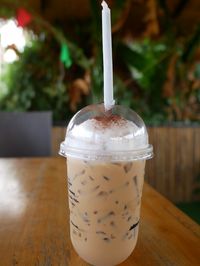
0, 158, 199, 266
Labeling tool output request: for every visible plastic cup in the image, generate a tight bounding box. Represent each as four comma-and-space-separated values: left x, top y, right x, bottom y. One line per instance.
59, 104, 153, 266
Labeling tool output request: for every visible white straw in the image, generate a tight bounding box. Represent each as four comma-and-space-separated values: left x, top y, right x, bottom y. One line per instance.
102, 1, 115, 110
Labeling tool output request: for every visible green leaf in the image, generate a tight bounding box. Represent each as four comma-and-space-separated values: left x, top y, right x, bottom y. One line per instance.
116, 42, 146, 70
60, 43, 72, 68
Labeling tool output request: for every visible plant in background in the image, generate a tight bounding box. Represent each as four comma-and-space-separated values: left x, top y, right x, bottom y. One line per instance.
0, 0, 199, 123
87, 0, 200, 124
163, 25, 200, 122
1, 38, 68, 121
114, 31, 200, 123
0, 35, 91, 121
0, 0, 91, 122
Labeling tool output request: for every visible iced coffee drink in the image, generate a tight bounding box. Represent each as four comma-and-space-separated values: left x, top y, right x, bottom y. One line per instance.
60, 104, 153, 266
68, 158, 145, 265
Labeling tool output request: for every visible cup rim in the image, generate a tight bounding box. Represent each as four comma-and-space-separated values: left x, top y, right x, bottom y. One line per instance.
59, 142, 153, 162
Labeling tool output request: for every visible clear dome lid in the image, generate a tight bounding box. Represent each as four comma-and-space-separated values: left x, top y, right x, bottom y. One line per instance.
59, 104, 153, 161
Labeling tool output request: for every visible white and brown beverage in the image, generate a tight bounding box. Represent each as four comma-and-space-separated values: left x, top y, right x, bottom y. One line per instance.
67, 158, 145, 266
60, 104, 153, 266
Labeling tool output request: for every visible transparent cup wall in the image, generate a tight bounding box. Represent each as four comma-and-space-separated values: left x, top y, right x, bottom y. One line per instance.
60, 104, 153, 265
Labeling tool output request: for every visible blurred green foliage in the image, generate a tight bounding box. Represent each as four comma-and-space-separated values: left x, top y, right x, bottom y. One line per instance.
0, 0, 200, 123
0, 39, 73, 121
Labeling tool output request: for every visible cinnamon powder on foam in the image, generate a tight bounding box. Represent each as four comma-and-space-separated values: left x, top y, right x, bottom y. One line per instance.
93, 114, 125, 128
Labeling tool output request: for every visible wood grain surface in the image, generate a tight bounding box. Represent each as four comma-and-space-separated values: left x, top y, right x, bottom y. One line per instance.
0, 158, 199, 266
147, 126, 200, 202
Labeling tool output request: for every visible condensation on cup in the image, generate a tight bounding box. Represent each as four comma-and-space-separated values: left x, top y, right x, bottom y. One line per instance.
59, 103, 153, 266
